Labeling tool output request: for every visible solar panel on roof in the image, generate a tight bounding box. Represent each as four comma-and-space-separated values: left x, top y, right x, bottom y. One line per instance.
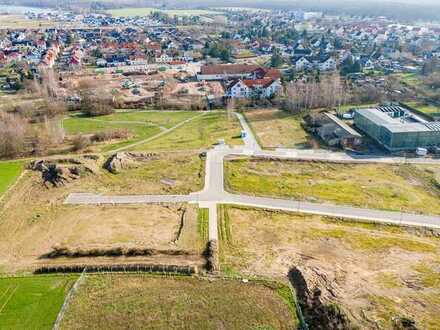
426, 122, 440, 131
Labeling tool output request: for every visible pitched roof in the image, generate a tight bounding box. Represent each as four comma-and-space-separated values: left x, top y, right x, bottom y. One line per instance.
200, 64, 259, 75
242, 78, 275, 88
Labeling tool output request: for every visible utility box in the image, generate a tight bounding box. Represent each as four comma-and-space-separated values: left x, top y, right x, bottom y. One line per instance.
416, 147, 428, 157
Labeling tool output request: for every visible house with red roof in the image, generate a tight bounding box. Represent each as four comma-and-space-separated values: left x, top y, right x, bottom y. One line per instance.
227, 77, 281, 99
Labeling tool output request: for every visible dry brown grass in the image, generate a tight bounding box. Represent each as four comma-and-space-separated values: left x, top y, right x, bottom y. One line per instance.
219, 206, 440, 329
0, 153, 206, 273
61, 275, 298, 329
242, 108, 312, 149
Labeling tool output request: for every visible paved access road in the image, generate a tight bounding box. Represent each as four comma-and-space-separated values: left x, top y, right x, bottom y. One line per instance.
64, 111, 440, 241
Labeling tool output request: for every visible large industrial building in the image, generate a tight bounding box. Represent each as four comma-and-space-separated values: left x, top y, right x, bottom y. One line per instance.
354, 105, 440, 152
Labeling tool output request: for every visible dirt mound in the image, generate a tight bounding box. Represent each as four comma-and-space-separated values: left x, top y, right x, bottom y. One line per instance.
288, 266, 352, 330
29, 155, 101, 187
104, 152, 158, 174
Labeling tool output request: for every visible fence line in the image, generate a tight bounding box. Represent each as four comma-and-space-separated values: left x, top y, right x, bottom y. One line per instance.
53, 268, 87, 330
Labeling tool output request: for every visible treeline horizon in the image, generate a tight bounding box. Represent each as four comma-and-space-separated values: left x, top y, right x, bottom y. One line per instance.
2, 0, 440, 21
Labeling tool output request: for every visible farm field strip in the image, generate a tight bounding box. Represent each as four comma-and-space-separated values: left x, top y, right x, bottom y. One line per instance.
0, 276, 77, 329
0, 161, 24, 199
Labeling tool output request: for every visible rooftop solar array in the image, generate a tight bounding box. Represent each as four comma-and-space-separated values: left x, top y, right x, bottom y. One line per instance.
377, 105, 405, 113
425, 122, 440, 132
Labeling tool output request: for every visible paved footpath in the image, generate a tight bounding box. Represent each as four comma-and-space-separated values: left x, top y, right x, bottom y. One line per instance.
64, 111, 440, 241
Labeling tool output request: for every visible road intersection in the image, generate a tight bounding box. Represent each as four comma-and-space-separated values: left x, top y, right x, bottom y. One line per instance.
65, 112, 440, 242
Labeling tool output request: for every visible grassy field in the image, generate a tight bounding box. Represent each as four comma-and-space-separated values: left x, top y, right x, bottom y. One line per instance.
131, 112, 243, 151
0, 15, 60, 28
225, 158, 440, 215
0, 276, 77, 329
394, 72, 423, 87
61, 275, 298, 329
336, 103, 377, 113
107, 8, 221, 17
63, 111, 199, 152
0, 161, 23, 198
218, 206, 440, 329
242, 109, 311, 149
85, 152, 204, 195
406, 101, 440, 116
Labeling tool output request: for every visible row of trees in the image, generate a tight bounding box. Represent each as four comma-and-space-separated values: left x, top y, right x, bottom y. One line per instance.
203, 41, 233, 62
282, 74, 349, 113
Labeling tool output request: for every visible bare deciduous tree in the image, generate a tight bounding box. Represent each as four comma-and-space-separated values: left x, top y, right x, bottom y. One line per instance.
0, 112, 28, 158
282, 73, 349, 113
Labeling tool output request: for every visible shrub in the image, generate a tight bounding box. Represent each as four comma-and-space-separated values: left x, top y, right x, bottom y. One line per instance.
90, 128, 132, 142
80, 93, 114, 117
72, 134, 90, 151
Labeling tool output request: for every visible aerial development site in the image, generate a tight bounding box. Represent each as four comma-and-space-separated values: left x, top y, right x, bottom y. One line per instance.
0, 0, 440, 329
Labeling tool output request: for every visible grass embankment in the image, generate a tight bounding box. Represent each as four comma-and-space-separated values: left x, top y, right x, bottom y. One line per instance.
0, 276, 77, 329
242, 109, 311, 149
225, 158, 440, 215
132, 112, 243, 151
0, 161, 23, 198
218, 206, 440, 329
61, 275, 298, 329
63, 111, 198, 152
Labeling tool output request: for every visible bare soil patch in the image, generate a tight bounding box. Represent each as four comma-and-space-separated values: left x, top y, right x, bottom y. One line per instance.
0, 157, 205, 272
219, 206, 440, 329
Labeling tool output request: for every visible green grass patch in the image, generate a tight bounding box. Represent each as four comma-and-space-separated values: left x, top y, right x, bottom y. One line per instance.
0, 275, 77, 329
406, 101, 440, 116
197, 208, 209, 243
90, 111, 198, 129
413, 262, 440, 288
63, 111, 198, 152
313, 228, 437, 253
225, 159, 440, 215
131, 112, 243, 151
395, 72, 423, 87
0, 161, 23, 198
61, 275, 298, 329
218, 205, 233, 247
336, 103, 377, 113
375, 272, 402, 289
